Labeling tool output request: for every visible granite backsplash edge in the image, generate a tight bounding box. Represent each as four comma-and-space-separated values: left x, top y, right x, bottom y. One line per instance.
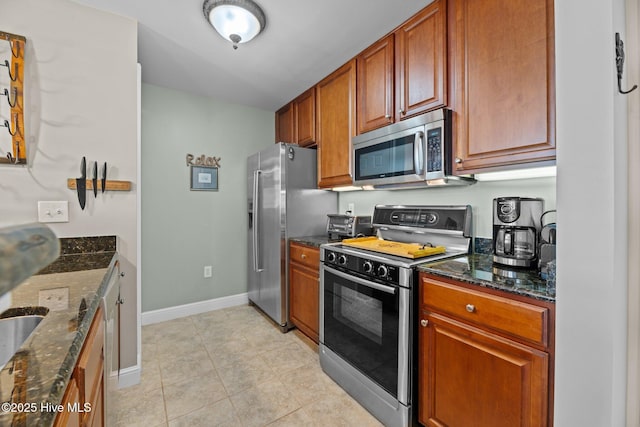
38, 236, 116, 274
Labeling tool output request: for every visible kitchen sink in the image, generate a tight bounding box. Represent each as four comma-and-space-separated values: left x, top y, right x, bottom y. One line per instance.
0, 314, 45, 370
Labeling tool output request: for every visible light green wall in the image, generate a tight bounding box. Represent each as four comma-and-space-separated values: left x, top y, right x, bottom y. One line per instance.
339, 177, 556, 238
141, 84, 273, 312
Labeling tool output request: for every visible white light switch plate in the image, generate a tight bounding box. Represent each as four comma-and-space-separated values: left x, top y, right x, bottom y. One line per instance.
347, 203, 355, 214
37, 201, 69, 223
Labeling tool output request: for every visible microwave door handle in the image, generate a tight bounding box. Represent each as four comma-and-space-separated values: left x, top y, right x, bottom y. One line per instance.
414, 131, 425, 175
324, 265, 397, 294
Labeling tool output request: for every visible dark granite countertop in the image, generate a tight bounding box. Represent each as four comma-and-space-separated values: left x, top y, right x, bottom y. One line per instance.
417, 253, 555, 302
289, 235, 341, 248
0, 255, 116, 427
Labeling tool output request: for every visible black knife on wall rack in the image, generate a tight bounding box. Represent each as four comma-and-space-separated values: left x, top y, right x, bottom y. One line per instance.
76, 157, 86, 210
101, 162, 107, 193
92, 161, 98, 198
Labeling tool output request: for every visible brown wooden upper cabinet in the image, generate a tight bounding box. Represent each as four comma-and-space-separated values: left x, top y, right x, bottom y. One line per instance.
294, 88, 316, 147
275, 88, 317, 146
275, 102, 294, 143
357, 0, 447, 134
449, 0, 556, 173
316, 60, 356, 188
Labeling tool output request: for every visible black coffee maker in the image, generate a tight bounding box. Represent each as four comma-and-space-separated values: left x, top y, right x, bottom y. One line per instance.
492, 197, 544, 268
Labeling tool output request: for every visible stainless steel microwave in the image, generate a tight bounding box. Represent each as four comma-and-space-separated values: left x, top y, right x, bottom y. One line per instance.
352, 108, 475, 188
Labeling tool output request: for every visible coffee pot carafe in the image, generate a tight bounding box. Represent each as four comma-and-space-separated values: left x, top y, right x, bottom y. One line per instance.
492, 197, 544, 268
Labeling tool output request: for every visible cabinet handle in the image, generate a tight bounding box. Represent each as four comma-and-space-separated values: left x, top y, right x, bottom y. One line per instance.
301, 254, 307, 259
398, 108, 405, 115
455, 157, 463, 164
420, 319, 429, 327
465, 304, 476, 313
385, 114, 392, 120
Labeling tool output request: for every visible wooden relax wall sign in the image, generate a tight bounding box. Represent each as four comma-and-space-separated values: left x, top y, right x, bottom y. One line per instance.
186, 153, 221, 168
186, 154, 221, 191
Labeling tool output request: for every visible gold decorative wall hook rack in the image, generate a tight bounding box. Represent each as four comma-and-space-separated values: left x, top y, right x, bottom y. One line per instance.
0, 31, 26, 165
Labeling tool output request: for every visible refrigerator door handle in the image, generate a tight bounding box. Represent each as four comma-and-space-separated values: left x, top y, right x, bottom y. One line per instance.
253, 170, 263, 272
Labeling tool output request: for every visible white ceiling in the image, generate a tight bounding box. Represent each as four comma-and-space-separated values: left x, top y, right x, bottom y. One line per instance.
72, 0, 432, 111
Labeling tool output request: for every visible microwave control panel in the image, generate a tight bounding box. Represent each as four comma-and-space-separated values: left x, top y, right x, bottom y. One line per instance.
426, 127, 442, 173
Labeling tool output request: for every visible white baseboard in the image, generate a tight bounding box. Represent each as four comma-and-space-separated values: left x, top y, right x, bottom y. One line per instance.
118, 365, 141, 389
141, 293, 249, 326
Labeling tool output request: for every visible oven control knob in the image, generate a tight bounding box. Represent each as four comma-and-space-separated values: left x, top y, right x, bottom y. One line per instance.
377, 265, 388, 278
338, 255, 348, 265
326, 252, 336, 263
363, 261, 374, 273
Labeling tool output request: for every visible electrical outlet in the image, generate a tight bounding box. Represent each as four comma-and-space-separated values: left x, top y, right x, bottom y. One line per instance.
38, 287, 70, 311
347, 203, 355, 214
204, 266, 212, 278
37, 201, 69, 223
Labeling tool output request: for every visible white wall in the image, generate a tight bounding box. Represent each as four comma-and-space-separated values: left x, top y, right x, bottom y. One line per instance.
339, 177, 556, 238
625, 0, 640, 424
0, 0, 139, 368
555, 0, 629, 425
141, 83, 272, 312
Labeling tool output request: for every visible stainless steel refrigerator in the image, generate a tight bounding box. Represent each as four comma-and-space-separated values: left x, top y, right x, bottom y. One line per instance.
247, 143, 337, 330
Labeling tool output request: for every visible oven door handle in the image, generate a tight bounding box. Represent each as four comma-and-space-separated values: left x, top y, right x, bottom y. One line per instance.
324, 265, 397, 295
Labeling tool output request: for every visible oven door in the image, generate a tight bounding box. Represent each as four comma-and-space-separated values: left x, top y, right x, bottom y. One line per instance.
320, 264, 410, 402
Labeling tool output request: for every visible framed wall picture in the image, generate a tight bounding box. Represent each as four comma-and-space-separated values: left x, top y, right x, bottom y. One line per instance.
190, 166, 218, 191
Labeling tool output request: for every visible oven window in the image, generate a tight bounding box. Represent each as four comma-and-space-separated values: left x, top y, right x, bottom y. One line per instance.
323, 269, 400, 397
335, 287, 383, 345
355, 135, 416, 181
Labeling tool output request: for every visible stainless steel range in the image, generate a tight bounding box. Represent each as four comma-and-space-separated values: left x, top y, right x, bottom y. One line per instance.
319, 205, 473, 427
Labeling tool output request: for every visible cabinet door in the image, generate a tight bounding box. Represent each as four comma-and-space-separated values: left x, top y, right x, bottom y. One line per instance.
419, 312, 549, 427
316, 59, 356, 188
289, 262, 320, 343
54, 378, 81, 427
395, 0, 447, 121
450, 0, 555, 173
294, 88, 316, 147
357, 34, 395, 134
275, 103, 294, 143
88, 376, 104, 427
76, 306, 104, 427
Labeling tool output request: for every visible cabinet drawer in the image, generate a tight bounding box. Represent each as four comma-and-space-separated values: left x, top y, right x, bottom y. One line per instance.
76, 306, 104, 412
421, 278, 548, 346
290, 243, 320, 271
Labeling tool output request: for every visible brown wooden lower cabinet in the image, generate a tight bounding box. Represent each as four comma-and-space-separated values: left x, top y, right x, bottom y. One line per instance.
418, 273, 554, 427
55, 379, 81, 427
289, 242, 320, 343
55, 306, 105, 427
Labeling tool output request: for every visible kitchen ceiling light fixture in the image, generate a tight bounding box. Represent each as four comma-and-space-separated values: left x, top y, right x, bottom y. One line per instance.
203, 0, 266, 50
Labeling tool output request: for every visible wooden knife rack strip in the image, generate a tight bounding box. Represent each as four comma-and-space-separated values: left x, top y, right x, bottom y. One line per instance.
0, 31, 26, 165
66, 179, 132, 192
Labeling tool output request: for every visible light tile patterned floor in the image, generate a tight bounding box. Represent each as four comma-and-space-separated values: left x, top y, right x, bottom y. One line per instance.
112, 305, 383, 426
